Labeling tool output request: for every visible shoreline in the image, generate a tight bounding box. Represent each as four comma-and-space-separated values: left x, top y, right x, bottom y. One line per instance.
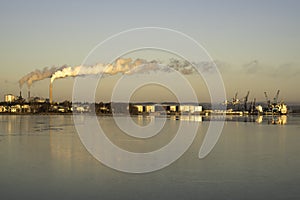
0, 112, 299, 116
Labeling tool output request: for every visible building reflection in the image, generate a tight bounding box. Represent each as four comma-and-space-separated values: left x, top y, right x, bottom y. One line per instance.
255, 115, 287, 125
256, 115, 263, 124
169, 115, 202, 122
272, 115, 287, 125
0, 115, 33, 135
134, 115, 287, 124
48, 116, 92, 174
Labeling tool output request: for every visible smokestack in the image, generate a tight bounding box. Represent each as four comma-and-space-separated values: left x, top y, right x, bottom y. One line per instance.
49, 82, 53, 104
28, 91, 30, 100
19, 91, 22, 98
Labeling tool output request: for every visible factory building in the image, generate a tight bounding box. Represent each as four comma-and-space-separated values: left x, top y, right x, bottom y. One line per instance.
145, 105, 155, 113
132, 103, 202, 115
179, 104, 202, 114
135, 105, 144, 113
4, 94, 16, 103
10, 105, 21, 113
0, 105, 7, 112
170, 105, 177, 112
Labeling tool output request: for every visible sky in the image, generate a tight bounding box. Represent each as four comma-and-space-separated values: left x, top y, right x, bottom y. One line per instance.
0, 0, 299, 103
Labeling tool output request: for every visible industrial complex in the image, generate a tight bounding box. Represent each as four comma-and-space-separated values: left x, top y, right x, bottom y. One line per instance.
0, 88, 290, 116
9, 58, 291, 116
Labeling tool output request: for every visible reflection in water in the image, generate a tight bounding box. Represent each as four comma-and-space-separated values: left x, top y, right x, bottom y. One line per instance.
272, 115, 287, 125
0, 115, 74, 135
134, 115, 152, 126
252, 115, 288, 125
48, 116, 88, 172
169, 115, 202, 122
259, 115, 288, 125
0, 115, 86, 171
256, 115, 263, 123
199, 115, 288, 125
0, 114, 299, 200
0, 114, 288, 137
0, 115, 32, 135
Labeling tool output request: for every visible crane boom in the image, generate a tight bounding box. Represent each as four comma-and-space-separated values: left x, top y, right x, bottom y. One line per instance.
264, 92, 270, 106
274, 90, 280, 104
233, 92, 239, 105
252, 98, 256, 113
244, 91, 250, 111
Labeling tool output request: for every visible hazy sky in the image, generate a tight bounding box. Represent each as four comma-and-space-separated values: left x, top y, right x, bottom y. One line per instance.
0, 0, 299, 103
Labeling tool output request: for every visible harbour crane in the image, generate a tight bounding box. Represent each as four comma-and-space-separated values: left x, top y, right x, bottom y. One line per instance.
250, 98, 256, 113
264, 92, 271, 108
243, 91, 250, 111
233, 92, 239, 105
273, 90, 280, 104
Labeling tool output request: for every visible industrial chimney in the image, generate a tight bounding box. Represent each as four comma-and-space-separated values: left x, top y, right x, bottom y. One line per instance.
28, 91, 30, 101
49, 83, 53, 104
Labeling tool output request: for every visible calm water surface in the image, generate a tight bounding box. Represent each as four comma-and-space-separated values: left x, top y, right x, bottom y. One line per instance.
0, 114, 299, 200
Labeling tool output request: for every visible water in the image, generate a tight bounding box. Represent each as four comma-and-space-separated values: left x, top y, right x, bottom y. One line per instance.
0, 114, 300, 199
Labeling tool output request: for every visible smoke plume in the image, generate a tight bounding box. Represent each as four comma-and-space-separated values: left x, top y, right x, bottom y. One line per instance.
19, 65, 67, 89
50, 58, 152, 83
20, 58, 216, 87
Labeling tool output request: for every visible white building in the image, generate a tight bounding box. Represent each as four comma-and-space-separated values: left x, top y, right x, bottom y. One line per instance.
180, 105, 190, 113
170, 105, 177, 112
21, 105, 31, 113
135, 105, 144, 113
179, 104, 202, 114
4, 94, 15, 103
194, 106, 203, 113
0, 105, 7, 112
10, 105, 21, 113
145, 105, 155, 113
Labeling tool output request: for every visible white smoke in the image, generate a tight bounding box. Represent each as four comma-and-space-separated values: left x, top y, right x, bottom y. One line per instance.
19, 65, 67, 89
50, 58, 144, 83
20, 58, 217, 87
